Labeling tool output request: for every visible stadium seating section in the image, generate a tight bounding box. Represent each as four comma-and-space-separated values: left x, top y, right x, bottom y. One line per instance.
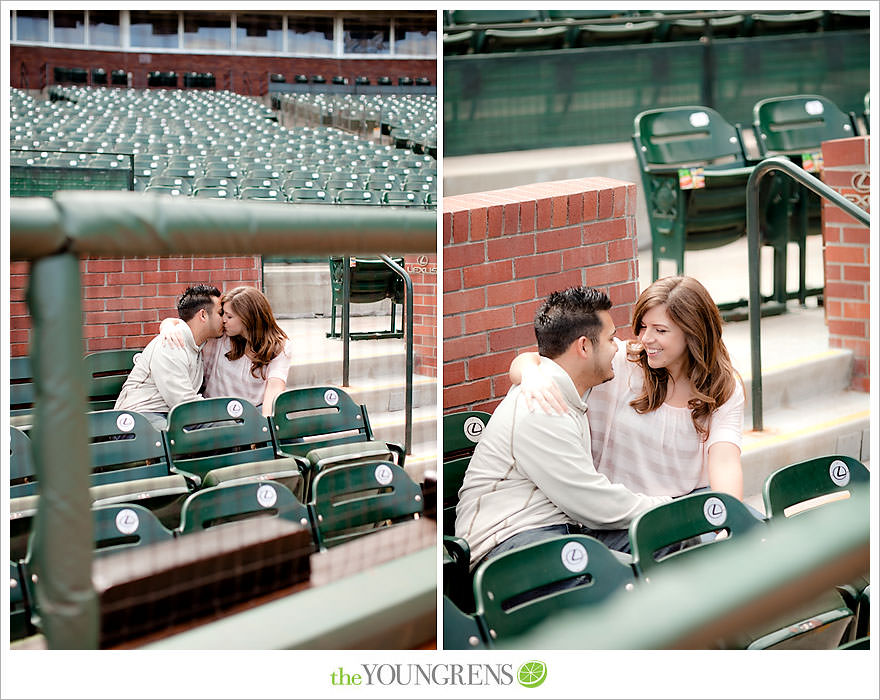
10, 86, 435, 207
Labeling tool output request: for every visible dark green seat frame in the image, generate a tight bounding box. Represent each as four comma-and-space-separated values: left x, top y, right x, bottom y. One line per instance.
84, 349, 141, 411
92, 503, 175, 555
472, 534, 636, 645
308, 461, 423, 550
443, 595, 488, 650
327, 256, 405, 340
633, 105, 788, 313
442, 410, 491, 537
752, 94, 859, 305
165, 397, 303, 498
177, 480, 312, 539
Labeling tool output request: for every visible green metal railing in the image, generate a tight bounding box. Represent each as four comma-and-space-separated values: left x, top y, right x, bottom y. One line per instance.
746, 157, 870, 431
9, 191, 435, 649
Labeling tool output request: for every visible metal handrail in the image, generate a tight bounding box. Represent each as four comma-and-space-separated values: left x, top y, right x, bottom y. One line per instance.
746, 156, 870, 431
340, 254, 414, 455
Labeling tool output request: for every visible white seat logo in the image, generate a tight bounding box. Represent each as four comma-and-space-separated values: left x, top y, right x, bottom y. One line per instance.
375, 464, 393, 485
561, 541, 588, 572
463, 416, 486, 443
324, 389, 339, 406
227, 400, 243, 418
115, 508, 140, 535
256, 484, 277, 508
116, 413, 135, 432
829, 460, 850, 487
703, 497, 727, 527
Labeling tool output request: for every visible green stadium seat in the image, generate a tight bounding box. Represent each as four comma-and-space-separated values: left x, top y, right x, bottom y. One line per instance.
288, 188, 331, 204
442, 411, 491, 537
630, 491, 854, 649
570, 19, 659, 47
661, 13, 745, 42
270, 386, 403, 498
9, 427, 38, 562
192, 186, 234, 199
752, 94, 858, 304
762, 455, 870, 520
308, 461, 423, 550
335, 189, 377, 205
327, 256, 405, 339
177, 480, 312, 539
10, 356, 34, 428
443, 30, 474, 56
10, 561, 36, 641
84, 349, 141, 411
443, 535, 474, 613
240, 186, 284, 201
472, 535, 637, 646
165, 397, 304, 500
443, 596, 488, 649
92, 503, 174, 555
748, 10, 824, 36
633, 105, 789, 312
382, 190, 419, 206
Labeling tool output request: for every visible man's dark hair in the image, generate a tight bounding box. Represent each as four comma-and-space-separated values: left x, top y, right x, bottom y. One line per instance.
177, 285, 221, 322
534, 286, 612, 359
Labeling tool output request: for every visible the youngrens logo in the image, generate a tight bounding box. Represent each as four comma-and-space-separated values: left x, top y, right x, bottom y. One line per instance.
329, 662, 546, 687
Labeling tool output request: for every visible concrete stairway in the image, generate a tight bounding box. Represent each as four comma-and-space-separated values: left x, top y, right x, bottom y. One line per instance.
272, 297, 437, 486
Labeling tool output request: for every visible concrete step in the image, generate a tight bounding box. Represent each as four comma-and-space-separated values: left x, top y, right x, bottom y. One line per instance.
370, 404, 438, 455
741, 389, 870, 503
344, 374, 437, 414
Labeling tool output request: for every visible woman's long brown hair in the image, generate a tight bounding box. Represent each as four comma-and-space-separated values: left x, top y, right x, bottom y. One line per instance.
221, 286, 288, 379
628, 276, 739, 441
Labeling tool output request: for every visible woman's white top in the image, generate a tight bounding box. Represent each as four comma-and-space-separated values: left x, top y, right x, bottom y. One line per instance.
202, 335, 292, 407
586, 338, 744, 497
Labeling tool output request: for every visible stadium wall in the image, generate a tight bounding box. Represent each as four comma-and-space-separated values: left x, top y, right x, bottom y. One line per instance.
821, 136, 871, 394
10, 46, 436, 95
408, 254, 438, 378
443, 177, 639, 414
9, 255, 261, 357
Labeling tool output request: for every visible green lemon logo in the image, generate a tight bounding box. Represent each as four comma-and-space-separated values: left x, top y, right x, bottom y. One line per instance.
517, 660, 547, 688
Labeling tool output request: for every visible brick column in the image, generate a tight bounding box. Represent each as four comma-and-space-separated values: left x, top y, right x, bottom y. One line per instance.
444, 177, 640, 413
821, 136, 870, 393
406, 253, 438, 378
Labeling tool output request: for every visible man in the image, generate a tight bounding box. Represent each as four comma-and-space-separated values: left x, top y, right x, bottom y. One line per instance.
114, 285, 224, 429
455, 286, 671, 568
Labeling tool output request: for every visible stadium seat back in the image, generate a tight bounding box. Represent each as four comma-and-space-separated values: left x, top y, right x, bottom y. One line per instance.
762, 455, 870, 520
92, 503, 174, 555
753, 94, 856, 156
84, 349, 140, 411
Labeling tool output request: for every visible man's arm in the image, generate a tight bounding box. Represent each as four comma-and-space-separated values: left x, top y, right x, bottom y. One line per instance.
150, 345, 202, 410
513, 403, 670, 529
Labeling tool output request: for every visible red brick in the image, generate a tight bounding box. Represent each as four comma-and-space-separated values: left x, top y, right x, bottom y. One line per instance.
537, 226, 581, 253
159, 258, 194, 271
585, 261, 631, 286
827, 319, 867, 337
444, 360, 466, 387
824, 300, 842, 318
821, 137, 869, 167
502, 202, 520, 235
225, 256, 258, 269
445, 242, 486, 269
519, 200, 536, 233
107, 323, 144, 337
123, 309, 160, 323
82, 325, 107, 338
609, 305, 633, 330
124, 258, 160, 272
10, 329, 30, 344
825, 281, 868, 301
443, 380, 491, 410
87, 259, 123, 273
612, 186, 627, 217
467, 350, 516, 382
843, 301, 870, 319
84, 285, 122, 299
445, 288, 485, 315
536, 270, 585, 297
88, 338, 124, 351
487, 233, 535, 261
88, 311, 124, 324
124, 335, 153, 349
551, 195, 568, 228
142, 296, 177, 310
466, 207, 486, 241
850, 376, 869, 393
567, 192, 584, 225
492, 373, 512, 398
487, 278, 535, 307
823, 226, 841, 243
515, 252, 561, 278
824, 264, 842, 281
489, 324, 535, 352
9, 301, 28, 317
841, 264, 870, 282
445, 335, 487, 361
106, 297, 146, 310
598, 188, 614, 219
822, 206, 869, 225
463, 260, 513, 288
536, 197, 552, 230
9, 286, 26, 302
193, 258, 226, 270
608, 238, 637, 263
444, 268, 462, 293
451, 209, 470, 244
609, 280, 639, 306
825, 246, 866, 264
625, 184, 638, 216
464, 307, 513, 334
10, 344, 29, 358
584, 219, 627, 243
486, 205, 503, 238
841, 226, 870, 245
582, 190, 598, 221
81, 272, 107, 286
107, 272, 144, 285
11, 261, 30, 275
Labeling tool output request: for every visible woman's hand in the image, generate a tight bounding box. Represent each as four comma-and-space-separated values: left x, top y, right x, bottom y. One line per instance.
520, 363, 566, 415
159, 317, 187, 348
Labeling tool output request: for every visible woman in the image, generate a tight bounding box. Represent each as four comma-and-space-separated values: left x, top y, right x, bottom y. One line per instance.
161, 286, 292, 416
511, 276, 744, 500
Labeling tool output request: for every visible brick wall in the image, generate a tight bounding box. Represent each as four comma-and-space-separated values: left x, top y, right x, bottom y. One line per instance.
10, 46, 436, 96
406, 253, 438, 378
821, 136, 870, 393
9, 256, 261, 357
443, 177, 640, 414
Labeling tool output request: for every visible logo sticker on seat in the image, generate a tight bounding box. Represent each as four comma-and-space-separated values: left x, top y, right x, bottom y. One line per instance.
805, 100, 824, 116
375, 464, 393, 485
463, 416, 486, 443
561, 541, 588, 572
256, 484, 277, 508
324, 389, 339, 406
689, 111, 709, 127
703, 497, 727, 526
829, 460, 850, 487
226, 400, 243, 418
115, 508, 140, 535
116, 413, 135, 432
